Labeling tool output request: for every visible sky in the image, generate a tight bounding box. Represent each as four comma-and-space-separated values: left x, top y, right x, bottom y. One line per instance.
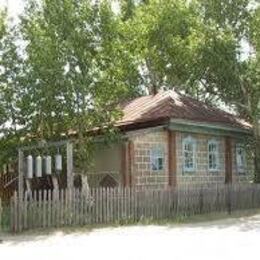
0, 0, 24, 19
0, 0, 120, 18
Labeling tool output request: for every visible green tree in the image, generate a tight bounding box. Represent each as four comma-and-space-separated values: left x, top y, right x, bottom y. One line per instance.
17, 0, 140, 172
241, 6, 260, 181
123, 0, 203, 94
0, 9, 7, 126
198, 0, 251, 39
0, 10, 25, 165
122, 0, 260, 178
195, 0, 260, 179
120, 0, 136, 20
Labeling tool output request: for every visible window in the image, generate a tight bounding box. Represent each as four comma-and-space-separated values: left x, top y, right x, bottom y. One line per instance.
236, 144, 246, 174
183, 136, 196, 172
151, 146, 164, 171
208, 140, 219, 171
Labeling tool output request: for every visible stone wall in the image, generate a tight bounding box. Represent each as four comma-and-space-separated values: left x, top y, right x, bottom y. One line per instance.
86, 127, 254, 188
231, 139, 254, 183
129, 129, 253, 188
175, 132, 226, 187
129, 129, 169, 189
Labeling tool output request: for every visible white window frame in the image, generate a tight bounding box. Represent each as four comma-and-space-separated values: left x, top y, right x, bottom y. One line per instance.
183, 136, 196, 172
236, 144, 247, 174
150, 146, 164, 171
208, 139, 220, 172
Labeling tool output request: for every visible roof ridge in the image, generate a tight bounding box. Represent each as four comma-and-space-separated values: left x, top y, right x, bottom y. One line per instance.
119, 89, 251, 130
121, 91, 174, 122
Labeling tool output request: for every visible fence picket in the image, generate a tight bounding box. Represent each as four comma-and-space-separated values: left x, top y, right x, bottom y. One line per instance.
4, 184, 260, 232
13, 191, 18, 232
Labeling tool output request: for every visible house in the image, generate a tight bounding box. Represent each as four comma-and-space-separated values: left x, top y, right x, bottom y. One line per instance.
87, 90, 254, 189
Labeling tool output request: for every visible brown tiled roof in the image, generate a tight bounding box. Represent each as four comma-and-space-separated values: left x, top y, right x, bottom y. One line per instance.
117, 90, 251, 131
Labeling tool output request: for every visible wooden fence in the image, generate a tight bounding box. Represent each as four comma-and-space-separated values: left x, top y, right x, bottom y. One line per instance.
7, 184, 260, 232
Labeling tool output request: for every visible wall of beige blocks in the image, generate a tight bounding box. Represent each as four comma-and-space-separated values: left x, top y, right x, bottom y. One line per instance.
129, 129, 169, 189
231, 139, 254, 183
87, 127, 254, 188
129, 129, 254, 189
175, 133, 226, 187
176, 132, 253, 186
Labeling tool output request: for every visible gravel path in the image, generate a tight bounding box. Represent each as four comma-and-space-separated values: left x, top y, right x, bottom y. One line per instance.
1, 214, 260, 260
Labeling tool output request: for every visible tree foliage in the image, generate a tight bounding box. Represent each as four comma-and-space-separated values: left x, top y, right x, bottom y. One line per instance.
0, 0, 141, 169
20, 0, 139, 139
0, 0, 259, 178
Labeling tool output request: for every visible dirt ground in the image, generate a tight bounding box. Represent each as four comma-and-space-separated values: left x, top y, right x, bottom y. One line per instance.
1, 213, 260, 260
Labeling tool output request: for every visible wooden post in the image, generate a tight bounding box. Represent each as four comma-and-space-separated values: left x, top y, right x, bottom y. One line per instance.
52, 176, 59, 190
25, 179, 32, 194
168, 130, 177, 187
121, 141, 134, 187
67, 142, 74, 189
128, 141, 134, 187
225, 137, 233, 184
121, 142, 128, 187
18, 149, 24, 199
18, 148, 24, 231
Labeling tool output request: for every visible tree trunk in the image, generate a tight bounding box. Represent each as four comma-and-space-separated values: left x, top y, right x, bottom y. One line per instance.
255, 142, 260, 182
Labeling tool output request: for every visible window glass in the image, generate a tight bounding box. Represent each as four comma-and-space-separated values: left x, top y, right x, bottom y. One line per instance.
208, 141, 219, 171
183, 137, 196, 171
151, 146, 164, 171
236, 145, 246, 173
